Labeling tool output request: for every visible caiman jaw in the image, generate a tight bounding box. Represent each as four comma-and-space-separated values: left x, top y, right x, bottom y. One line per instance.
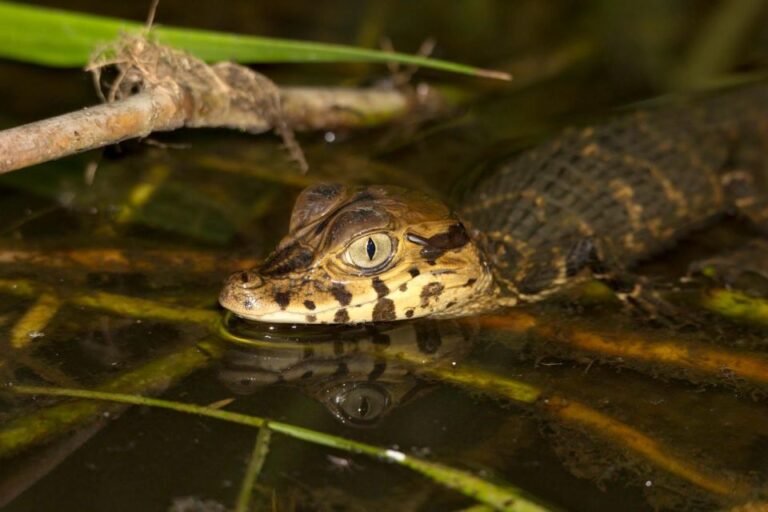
219, 183, 494, 324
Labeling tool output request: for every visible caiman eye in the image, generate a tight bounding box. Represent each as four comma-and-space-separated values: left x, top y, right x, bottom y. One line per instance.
345, 233, 394, 270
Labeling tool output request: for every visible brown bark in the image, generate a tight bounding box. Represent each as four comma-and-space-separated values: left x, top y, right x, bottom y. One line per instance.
0, 35, 444, 174
0, 89, 183, 173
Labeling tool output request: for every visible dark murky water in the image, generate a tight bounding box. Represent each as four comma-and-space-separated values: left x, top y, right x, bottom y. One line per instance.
1, 1, 768, 511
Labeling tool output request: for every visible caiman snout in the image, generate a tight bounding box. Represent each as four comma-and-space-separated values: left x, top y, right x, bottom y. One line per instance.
219, 270, 270, 317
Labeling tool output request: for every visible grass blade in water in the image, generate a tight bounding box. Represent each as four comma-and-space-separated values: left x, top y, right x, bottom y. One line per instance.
7, 385, 552, 512
235, 427, 272, 512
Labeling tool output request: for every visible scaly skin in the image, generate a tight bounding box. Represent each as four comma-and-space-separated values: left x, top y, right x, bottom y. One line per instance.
219, 184, 495, 323
460, 84, 768, 305
220, 84, 768, 323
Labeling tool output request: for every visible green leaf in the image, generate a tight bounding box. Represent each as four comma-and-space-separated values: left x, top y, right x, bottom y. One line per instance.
0, 1, 509, 79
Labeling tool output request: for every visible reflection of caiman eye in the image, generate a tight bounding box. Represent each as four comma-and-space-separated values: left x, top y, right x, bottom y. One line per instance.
345, 233, 394, 270
333, 383, 390, 425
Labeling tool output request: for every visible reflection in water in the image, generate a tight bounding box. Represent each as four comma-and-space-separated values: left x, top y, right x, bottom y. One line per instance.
218, 315, 472, 426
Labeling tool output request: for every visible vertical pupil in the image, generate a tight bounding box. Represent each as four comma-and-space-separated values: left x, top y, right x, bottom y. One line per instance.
366, 237, 376, 260
358, 396, 371, 417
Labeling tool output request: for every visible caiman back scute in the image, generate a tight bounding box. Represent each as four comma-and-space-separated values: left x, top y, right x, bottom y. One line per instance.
461, 85, 768, 298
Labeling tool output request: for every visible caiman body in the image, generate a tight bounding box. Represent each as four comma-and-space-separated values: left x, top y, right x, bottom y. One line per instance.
461, 85, 768, 302
220, 84, 768, 323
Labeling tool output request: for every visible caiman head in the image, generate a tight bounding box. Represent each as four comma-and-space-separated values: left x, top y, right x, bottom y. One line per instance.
219, 183, 494, 323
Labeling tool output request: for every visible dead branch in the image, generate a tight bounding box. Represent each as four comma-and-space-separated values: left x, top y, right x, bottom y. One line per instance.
0, 35, 443, 175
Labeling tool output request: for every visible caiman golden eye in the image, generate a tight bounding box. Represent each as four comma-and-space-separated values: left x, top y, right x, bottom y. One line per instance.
345, 233, 393, 270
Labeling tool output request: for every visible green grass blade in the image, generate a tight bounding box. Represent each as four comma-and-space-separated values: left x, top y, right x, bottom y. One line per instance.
0, 1, 509, 79
8, 385, 551, 512
235, 427, 272, 512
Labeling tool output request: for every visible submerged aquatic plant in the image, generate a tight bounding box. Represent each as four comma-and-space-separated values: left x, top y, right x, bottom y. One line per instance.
7, 385, 553, 512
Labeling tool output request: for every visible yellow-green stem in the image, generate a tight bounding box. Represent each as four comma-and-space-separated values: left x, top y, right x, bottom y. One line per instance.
7, 385, 551, 512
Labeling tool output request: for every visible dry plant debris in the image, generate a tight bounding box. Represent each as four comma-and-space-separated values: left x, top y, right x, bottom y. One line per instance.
88, 33, 307, 171
0, 33, 443, 175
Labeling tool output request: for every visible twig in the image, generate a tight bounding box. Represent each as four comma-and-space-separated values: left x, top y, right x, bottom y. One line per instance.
0, 85, 428, 175
0, 90, 180, 173
0, 34, 443, 175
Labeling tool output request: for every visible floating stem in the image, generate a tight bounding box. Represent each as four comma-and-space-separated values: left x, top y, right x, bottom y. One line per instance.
235, 427, 273, 512
7, 385, 551, 512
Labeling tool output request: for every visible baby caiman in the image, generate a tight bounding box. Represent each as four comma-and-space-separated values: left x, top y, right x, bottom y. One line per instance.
219, 84, 768, 324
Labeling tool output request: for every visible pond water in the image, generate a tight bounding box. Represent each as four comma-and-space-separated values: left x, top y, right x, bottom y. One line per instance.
1, 1, 768, 511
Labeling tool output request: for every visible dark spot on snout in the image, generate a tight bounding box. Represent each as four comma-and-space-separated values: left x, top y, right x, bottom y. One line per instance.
464, 278, 477, 287
306, 314, 317, 323
334, 308, 350, 323
410, 223, 470, 262
372, 277, 389, 298
274, 291, 291, 310
303, 300, 316, 310
408, 267, 420, 278
399, 283, 408, 292
330, 283, 352, 306
405, 309, 414, 318
420, 282, 444, 307
372, 298, 396, 322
